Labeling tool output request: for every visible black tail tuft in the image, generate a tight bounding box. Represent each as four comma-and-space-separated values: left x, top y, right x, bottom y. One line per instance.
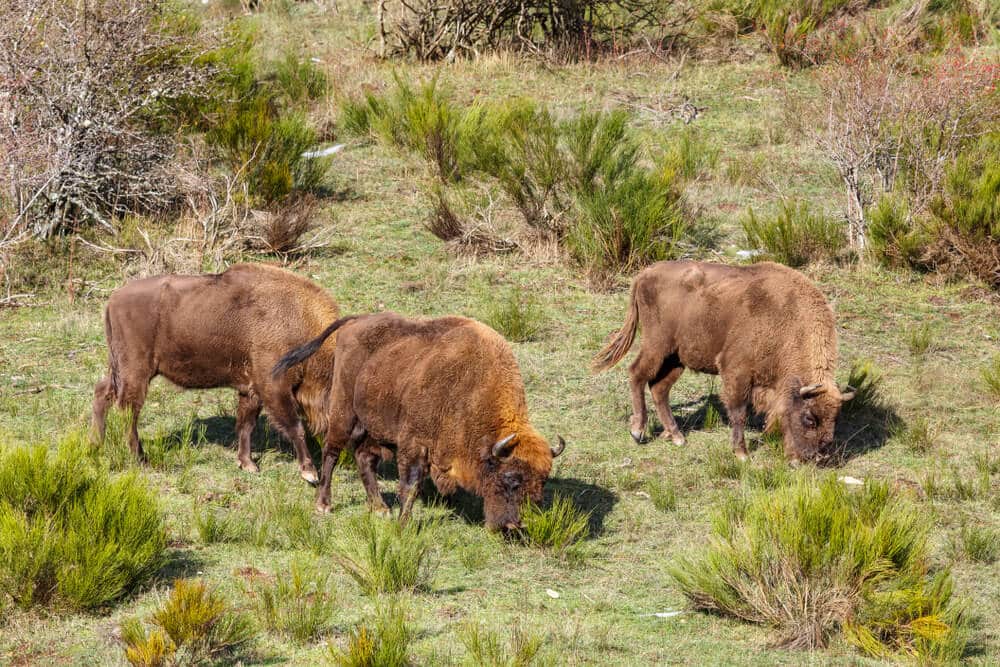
272, 315, 360, 379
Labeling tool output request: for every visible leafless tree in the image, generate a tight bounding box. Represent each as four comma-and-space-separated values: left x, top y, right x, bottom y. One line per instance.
0, 0, 216, 240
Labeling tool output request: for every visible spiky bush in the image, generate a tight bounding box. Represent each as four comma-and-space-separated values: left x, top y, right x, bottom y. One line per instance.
484, 287, 546, 343
519, 493, 590, 556
459, 621, 545, 667
249, 560, 338, 643
670, 476, 968, 659
742, 200, 845, 267
951, 524, 999, 565
121, 578, 254, 666
329, 602, 412, 667
983, 355, 1000, 401
0, 437, 166, 611
332, 514, 438, 595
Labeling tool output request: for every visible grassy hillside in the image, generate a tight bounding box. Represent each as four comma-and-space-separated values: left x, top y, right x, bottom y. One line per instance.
1, 1, 998, 664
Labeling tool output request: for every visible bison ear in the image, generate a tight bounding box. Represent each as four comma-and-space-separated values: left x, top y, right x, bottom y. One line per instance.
491, 434, 518, 460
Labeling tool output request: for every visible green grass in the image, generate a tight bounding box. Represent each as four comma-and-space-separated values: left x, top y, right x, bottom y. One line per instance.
952, 524, 1000, 564
332, 514, 439, 595
983, 354, 1000, 400
459, 621, 546, 667
249, 559, 338, 642
646, 479, 678, 513
483, 287, 547, 342
518, 494, 591, 557
742, 200, 845, 267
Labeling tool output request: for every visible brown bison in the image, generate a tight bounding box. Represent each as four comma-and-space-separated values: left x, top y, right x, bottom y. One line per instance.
92, 263, 340, 483
273, 313, 566, 530
593, 260, 855, 464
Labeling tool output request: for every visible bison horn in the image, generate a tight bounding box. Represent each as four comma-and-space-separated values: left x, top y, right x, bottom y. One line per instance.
491, 434, 517, 459
551, 436, 566, 458
840, 385, 857, 401
799, 383, 826, 398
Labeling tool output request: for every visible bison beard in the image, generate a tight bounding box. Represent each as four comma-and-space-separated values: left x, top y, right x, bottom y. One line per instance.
593, 260, 855, 464
91, 264, 341, 483
273, 313, 566, 530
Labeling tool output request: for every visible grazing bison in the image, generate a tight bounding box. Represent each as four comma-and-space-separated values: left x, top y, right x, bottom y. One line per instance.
92, 263, 340, 483
273, 313, 566, 530
593, 260, 855, 464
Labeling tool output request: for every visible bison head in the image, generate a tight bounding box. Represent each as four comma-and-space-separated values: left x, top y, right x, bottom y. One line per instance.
479, 432, 565, 532
778, 378, 855, 463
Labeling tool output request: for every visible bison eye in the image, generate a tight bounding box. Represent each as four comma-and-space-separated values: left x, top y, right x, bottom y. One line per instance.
802, 412, 818, 429
502, 471, 522, 490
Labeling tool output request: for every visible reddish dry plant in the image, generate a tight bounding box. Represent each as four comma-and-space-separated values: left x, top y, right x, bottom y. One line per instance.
0, 0, 216, 239
813, 49, 999, 250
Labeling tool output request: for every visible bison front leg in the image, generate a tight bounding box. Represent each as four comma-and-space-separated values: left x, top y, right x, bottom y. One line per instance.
235, 391, 262, 473
397, 445, 429, 525
721, 380, 750, 461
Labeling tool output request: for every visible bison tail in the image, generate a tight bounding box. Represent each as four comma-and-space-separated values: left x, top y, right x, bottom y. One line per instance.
272, 315, 360, 379
591, 279, 640, 373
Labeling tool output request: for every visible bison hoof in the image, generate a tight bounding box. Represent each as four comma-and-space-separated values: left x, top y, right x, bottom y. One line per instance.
734, 449, 749, 462
670, 434, 687, 447
300, 468, 319, 486
315, 501, 332, 514
371, 505, 392, 518
238, 459, 260, 473
630, 429, 644, 444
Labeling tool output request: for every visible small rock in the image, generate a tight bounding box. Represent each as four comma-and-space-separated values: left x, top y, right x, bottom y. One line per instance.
838, 476, 864, 486
545, 589, 560, 599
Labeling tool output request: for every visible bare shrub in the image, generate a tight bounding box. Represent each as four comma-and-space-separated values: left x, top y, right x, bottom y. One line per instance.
0, 0, 216, 238
380, 0, 684, 61
258, 194, 321, 256
812, 51, 999, 251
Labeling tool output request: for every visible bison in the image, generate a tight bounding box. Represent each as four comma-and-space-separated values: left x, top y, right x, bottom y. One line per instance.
593, 260, 855, 464
273, 313, 566, 530
92, 263, 340, 483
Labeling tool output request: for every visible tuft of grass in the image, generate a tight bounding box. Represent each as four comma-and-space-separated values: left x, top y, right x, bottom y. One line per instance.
0, 435, 166, 611
670, 476, 968, 659
122, 579, 254, 666
272, 51, 328, 104
459, 620, 546, 667
519, 493, 590, 556
742, 200, 845, 267
907, 323, 936, 357
702, 402, 723, 431
982, 355, 1000, 401
892, 417, 935, 455
329, 602, 412, 667
332, 514, 438, 595
646, 479, 678, 513
707, 443, 744, 481
484, 287, 546, 342
662, 127, 718, 181
192, 502, 238, 545
952, 524, 1000, 564
249, 560, 337, 643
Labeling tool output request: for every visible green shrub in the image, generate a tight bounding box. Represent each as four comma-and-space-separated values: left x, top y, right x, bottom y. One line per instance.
647, 479, 678, 512
484, 287, 546, 342
867, 195, 926, 268
742, 200, 845, 267
952, 524, 999, 564
662, 127, 718, 181
981, 355, 1000, 400
460, 621, 545, 667
670, 476, 968, 659
0, 437, 166, 611
122, 578, 253, 666
329, 602, 412, 667
568, 167, 688, 285
273, 51, 328, 104
519, 493, 590, 556
250, 560, 337, 643
332, 514, 438, 595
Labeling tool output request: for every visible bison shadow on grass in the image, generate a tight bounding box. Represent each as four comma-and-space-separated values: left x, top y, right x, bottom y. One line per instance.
649, 389, 900, 465
416, 476, 618, 540
165, 414, 324, 465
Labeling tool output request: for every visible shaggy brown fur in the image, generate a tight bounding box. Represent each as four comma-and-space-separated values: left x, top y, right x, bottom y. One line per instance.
92, 263, 340, 482
593, 261, 854, 463
273, 313, 565, 530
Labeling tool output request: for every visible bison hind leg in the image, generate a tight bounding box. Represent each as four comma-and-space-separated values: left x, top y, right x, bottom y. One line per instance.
91, 376, 115, 443
649, 364, 686, 446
